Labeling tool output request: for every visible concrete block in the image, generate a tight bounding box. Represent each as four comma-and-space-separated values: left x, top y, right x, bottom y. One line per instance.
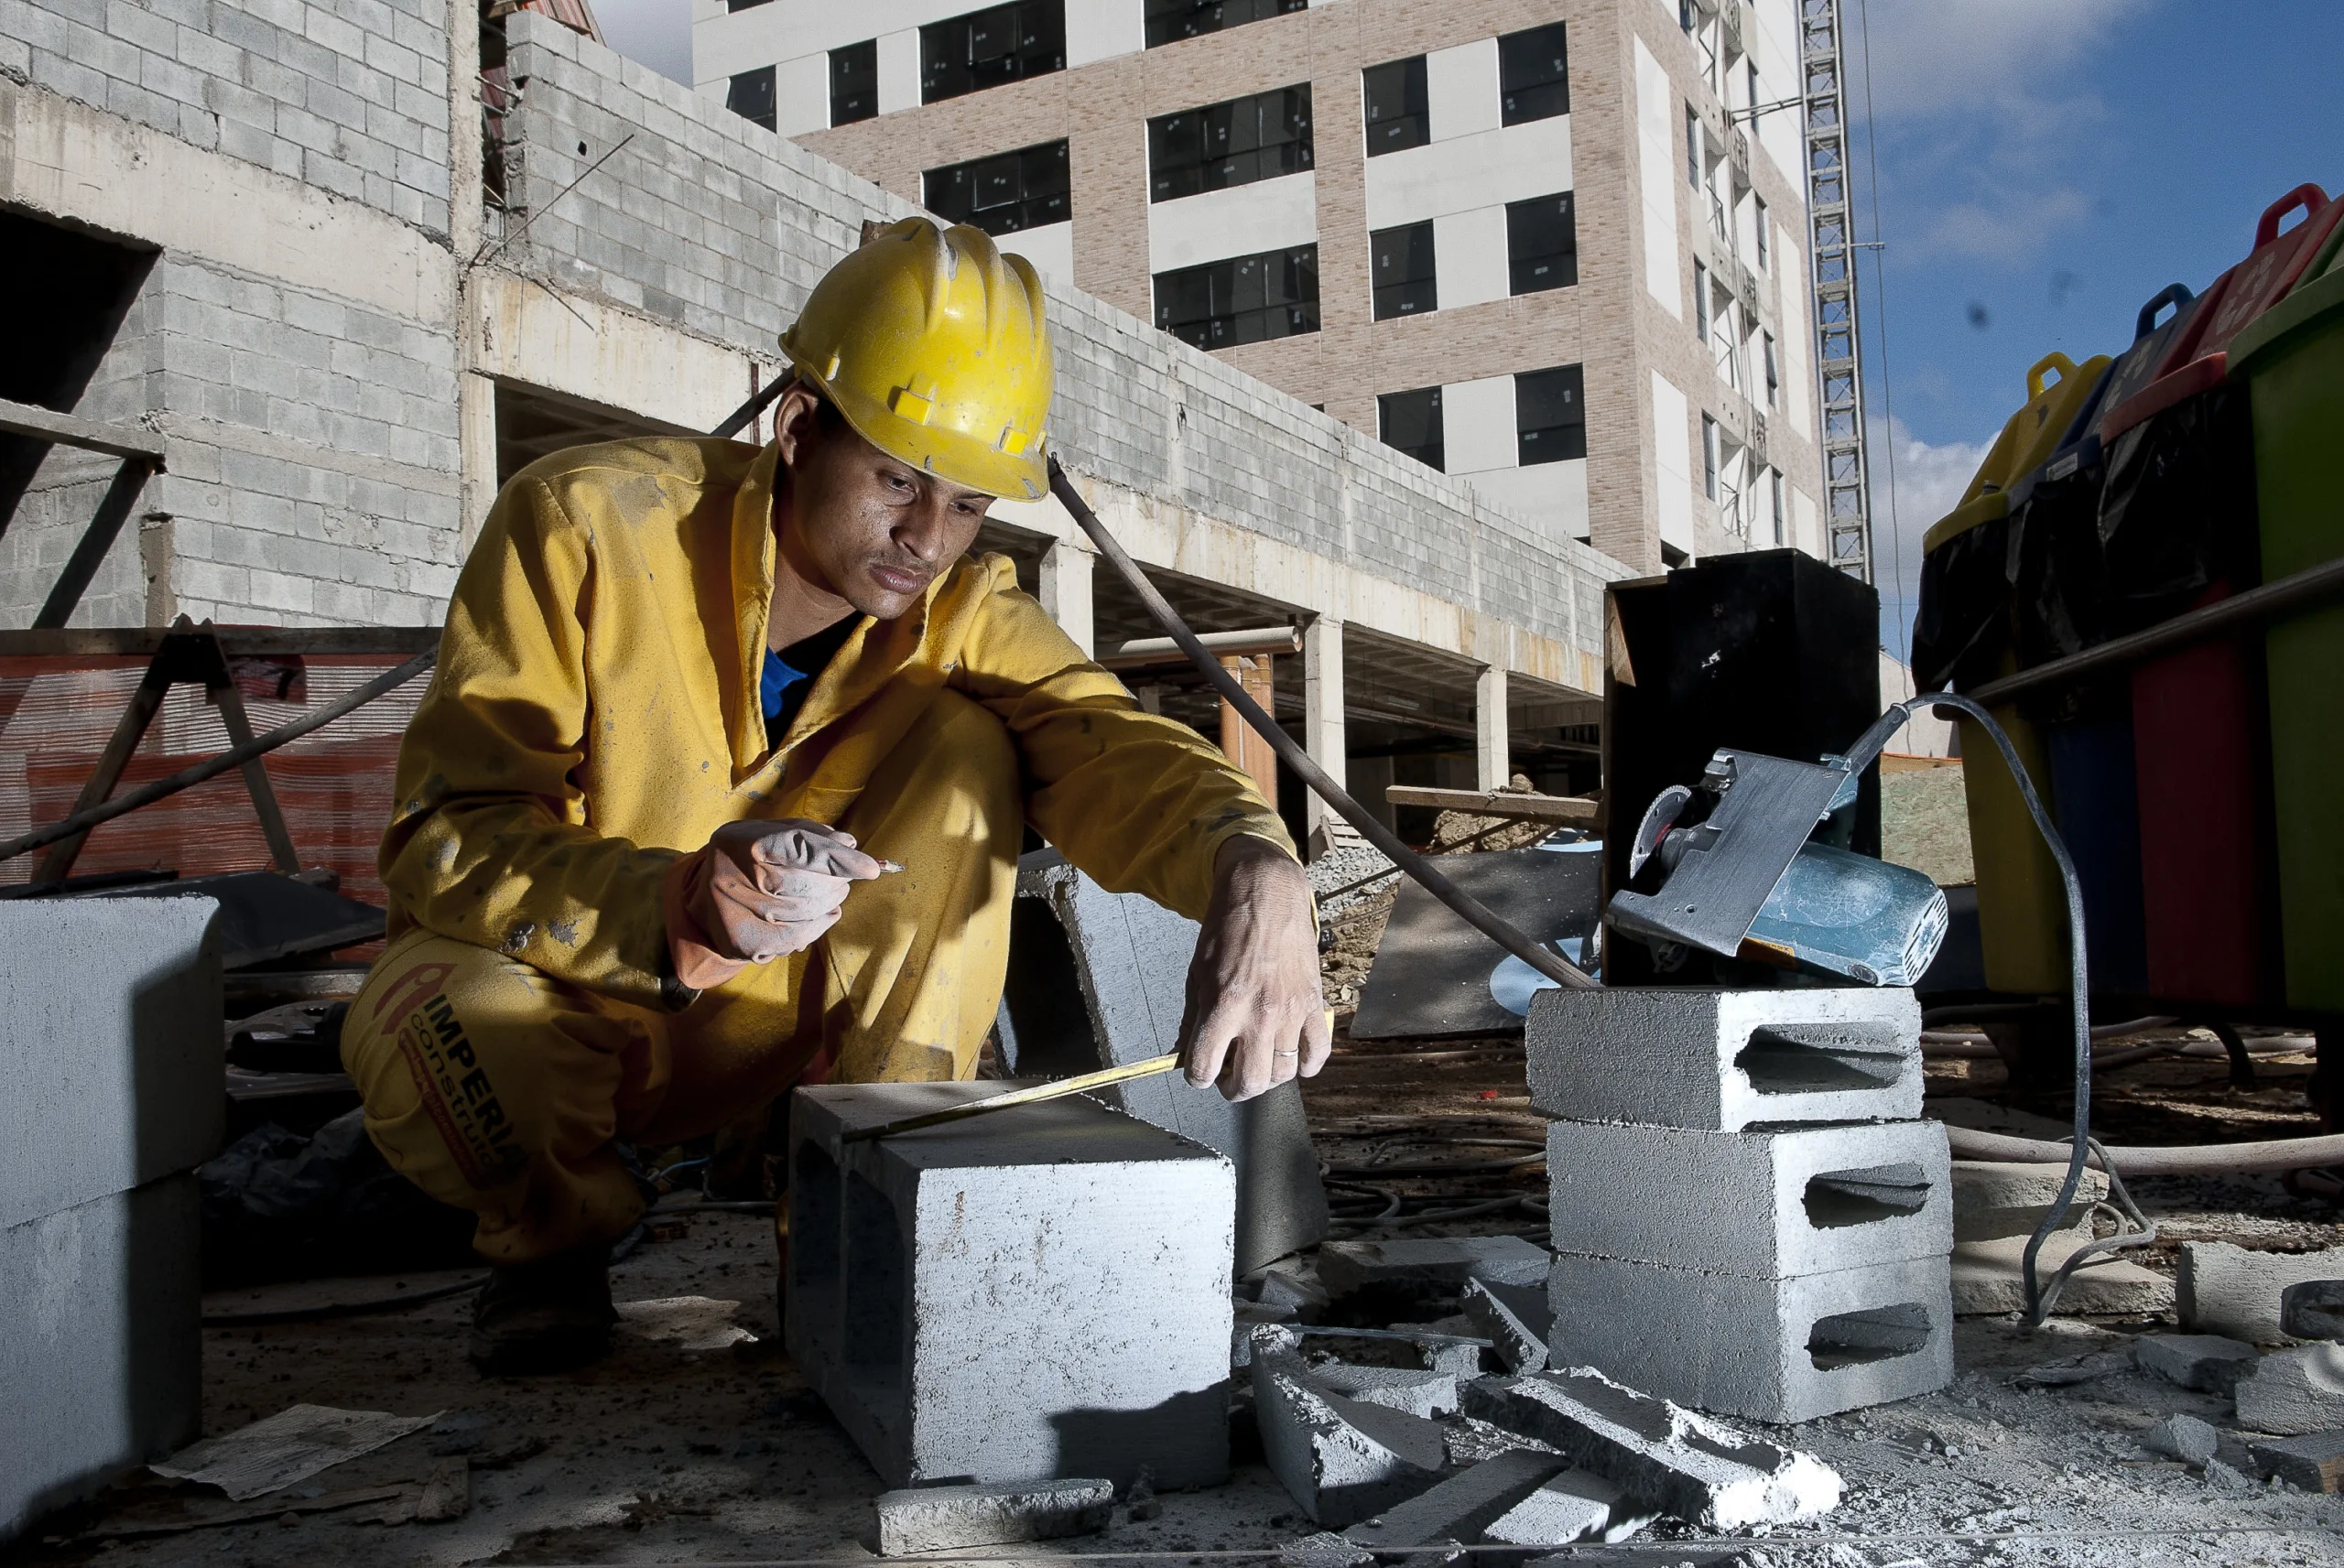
1460, 1368, 1842, 1530
786, 1084, 1232, 1491
1276, 1530, 1376, 1568
2234, 1344, 2344, 1437
2179, 1242, 2344, 1346
1952, 1233, 2174, 1317
1299, 1363, 1460, 1420
1008, 852, 1328, 1272
1482, 1466, 1633, 1545
1546, 1253, 1953, 1424
1254, 1363, 1448, 1527
871, 1478, 1112, 1554
1464, 1278, 1552, 1374
2133, 1333, 2261, 1396
1951, 1160, 2106, 1242
2, 1177, 202, 1543
2246, 1432, 2344, 1493
1547, 1119, 1950, 1278
1318, 1237, 1552, 1298
2143, 1413, 2219, 1467
2283, 1280, 2344, 1341
1341, 1449, 1562, 1550
1525, 986, 1921, 1131
0, 898, 222, 1233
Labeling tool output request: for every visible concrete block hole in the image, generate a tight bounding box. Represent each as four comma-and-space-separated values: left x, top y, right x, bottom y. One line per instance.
1736, 1023, 1909, 1096
1807, 1303, 1933, 1370
1803, 1163, 1932, 1229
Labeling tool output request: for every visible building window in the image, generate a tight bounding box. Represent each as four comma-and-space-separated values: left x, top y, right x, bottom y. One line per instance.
1685, 104, 1701, 188
1506, 192, 1577, 294
1678, 0, 1695, 32
1144, 0, 1305, 49
1148, 85, 1312, 202
1379, 385, 1444, 471
1371, 222, 1436, 320
1693, 259, 1709, 341
1155, 244, 1320, 350
1763, 331, 1779, 406
1362, 56, 1429, 157
1753, 194, 1769, 270
1498, 22, 1568, 125
924, 140, 1070, 236
830, 40, 878, 125
1701, 413, 1720, 501
1516, 365, 1585, 465
1770, 469, 1786, 546
1746, 59, 1760, 115
727, 65, 776, 131
921, 3, 1065, 105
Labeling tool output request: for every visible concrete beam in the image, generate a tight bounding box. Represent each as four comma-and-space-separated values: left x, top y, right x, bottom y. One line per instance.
1304, 616, 1347, 849
1037, 538, 1096, 655
1476, 665, 1509, 789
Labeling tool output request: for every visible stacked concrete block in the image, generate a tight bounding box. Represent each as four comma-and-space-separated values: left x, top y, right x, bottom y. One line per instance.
785, 1082, 1232, 1493
1007, 850, 1329, 1273
2, 899, 221, 1544
1531, 986, 1952, 1424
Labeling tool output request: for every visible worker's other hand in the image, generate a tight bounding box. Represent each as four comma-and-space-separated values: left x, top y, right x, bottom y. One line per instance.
1179, 835, 1330, 1102
662, 818, 884, 990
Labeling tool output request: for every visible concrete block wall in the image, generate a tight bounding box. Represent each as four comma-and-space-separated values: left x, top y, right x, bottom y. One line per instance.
501, 12, 1617, 662
0, 0, 453, 235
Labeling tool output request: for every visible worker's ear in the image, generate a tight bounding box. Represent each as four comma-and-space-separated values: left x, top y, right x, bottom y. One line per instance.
773, 381, 826, 471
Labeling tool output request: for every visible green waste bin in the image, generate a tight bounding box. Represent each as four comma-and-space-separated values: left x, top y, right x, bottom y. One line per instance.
2230, 260, 2344, 1010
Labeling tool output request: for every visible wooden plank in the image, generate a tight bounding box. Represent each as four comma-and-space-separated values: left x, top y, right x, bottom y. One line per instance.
1383, 785, 1600, 826
0, 626, 441, 657
1218, 653, 1280, 806
0, 395, 168, 463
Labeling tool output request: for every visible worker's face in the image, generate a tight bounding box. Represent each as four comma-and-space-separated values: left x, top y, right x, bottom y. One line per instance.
774, 384, 994, 621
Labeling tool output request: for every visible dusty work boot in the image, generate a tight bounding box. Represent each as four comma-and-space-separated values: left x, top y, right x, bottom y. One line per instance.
468, 1247, 619, 1376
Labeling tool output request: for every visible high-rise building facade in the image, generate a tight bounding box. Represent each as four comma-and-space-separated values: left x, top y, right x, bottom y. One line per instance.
694, 0, 1827, 574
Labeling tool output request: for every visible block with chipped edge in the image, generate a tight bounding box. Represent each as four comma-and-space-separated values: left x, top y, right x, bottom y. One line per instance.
1318, 1236, 1551, 1297
1482, 1466, 1635, 1546
1546, 1119, 1950, 1279
2179, 1241, 2344, 1346
1459, 1368, 1842, 1530
1253, 1360, 1448, 1526
2233, 1343, 2344, 1437
2246, 1432, 2344, 1493
871, 1478, 1112, 1554
1951, 1160, 2106, 1243
1299, 1363, 1460, 1420
1546, 1252, 1952, 1425
1464, 1278, 1551, 1374
1341, 1449, 1562, 1549
1526, 985, 1921, 1131
2133, 1333, 2261, 1395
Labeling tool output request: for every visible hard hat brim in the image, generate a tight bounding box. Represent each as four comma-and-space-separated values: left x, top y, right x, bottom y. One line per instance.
781, 347, 1051, 503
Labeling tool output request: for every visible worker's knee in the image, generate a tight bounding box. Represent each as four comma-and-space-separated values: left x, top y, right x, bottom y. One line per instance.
850, 687, 1019, 848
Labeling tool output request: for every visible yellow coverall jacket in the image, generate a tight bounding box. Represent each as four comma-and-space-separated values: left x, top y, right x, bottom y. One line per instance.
341, 436, 1291, 1260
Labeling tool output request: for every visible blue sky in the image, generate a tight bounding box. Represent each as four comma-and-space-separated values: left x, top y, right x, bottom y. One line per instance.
1845, 0, 2343, 654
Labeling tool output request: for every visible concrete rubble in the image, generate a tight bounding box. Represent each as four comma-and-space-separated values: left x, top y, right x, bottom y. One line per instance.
1462, 1277, 1552, 1374
1948, 1159, 2174, 1316
2232, 1341, 2344, 1435
1317, 1236, 1552, 1297
2143, 1411, 2220, 1466
1339, 1448, 1563, 1549
1483, 1465, 1645, 1545
2282, 1278, 2344, 1340
2132, 1331, 2262, 1394
2179, 1239, 2344, 1344
1253, 1360, 1449, 1527
2244, 1432, 2344, 1494
871, 1478, 1113, 1554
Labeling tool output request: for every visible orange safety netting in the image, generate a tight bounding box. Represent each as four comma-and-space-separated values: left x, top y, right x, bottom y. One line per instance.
0, 655, 424, 910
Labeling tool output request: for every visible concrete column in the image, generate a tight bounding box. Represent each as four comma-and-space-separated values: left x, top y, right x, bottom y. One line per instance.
1304, 616, 1348, 849
458, 371, 499, 552
1038, 538, 1095, 656
1476, 664, 1510, 791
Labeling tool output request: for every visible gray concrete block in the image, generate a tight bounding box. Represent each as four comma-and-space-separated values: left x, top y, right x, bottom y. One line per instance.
2283, 1281, 2344, 1341
1951, 1234, 2173, 1317
1298, 1363, 1459, 1420
1482, 1466, 1633, 1545
1546, 1119, 1950, 1278
2234, 1344, 2344, 1437
2, 1176, 202, 1543
1253, 1362, 1448, 1527
2179, 1242, 2344, 1346
1318, 1237, 1552, 1298
1464, 1278, 1551, 1374
0, 899, 222, 1232
787, 1083, 1232, 1491
1008, 851, 1328, 1273
871, 1478, 1112, 1554
1951, 1160, 2106, 1243
1341, 1449, 1562, 1549
2133, 1333, 2261, 1395
1546, 1253, 1953, 1425
1525, 986, 1921, 1131
1459, 1368, 1842, 1530
2143, 1413, 2219, 1467
2246, 1432, 2344, 1493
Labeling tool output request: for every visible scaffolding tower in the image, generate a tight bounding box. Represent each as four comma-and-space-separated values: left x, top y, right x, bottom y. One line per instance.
1799, 0, 1872, 583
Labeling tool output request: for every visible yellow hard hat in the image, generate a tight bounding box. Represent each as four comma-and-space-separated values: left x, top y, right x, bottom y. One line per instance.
778, 217, 1055, 501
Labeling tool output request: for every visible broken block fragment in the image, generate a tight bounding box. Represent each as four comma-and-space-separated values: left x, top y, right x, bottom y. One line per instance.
1253, 1361, 1448, 1526
871, 1478, 1113, 1554
1341, 1449, 1563, 1550
787, 1083, 1232, 1490
1464, 1278, 1552, 1374
1317, 1235, 1551, 1297
1482, 1465, 1636, 1545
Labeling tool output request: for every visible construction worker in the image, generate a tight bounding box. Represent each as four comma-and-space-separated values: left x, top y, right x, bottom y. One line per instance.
339, 218, 1329, 1374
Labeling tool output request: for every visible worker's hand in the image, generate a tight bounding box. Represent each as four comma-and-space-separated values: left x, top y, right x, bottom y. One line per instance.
662, 818, 885, 990
1179, 835, 1330, 1101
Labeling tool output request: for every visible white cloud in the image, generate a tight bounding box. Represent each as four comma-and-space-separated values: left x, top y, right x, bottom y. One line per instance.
590, 0, 693, 86
1912, 186, 2092, 264
1848, 0, 2152, 124
1869, 416, 1992, 662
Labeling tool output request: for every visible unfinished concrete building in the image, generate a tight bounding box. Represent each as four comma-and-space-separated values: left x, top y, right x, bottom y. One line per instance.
0, 0, 1627, 868
695, 0, 1829, 576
